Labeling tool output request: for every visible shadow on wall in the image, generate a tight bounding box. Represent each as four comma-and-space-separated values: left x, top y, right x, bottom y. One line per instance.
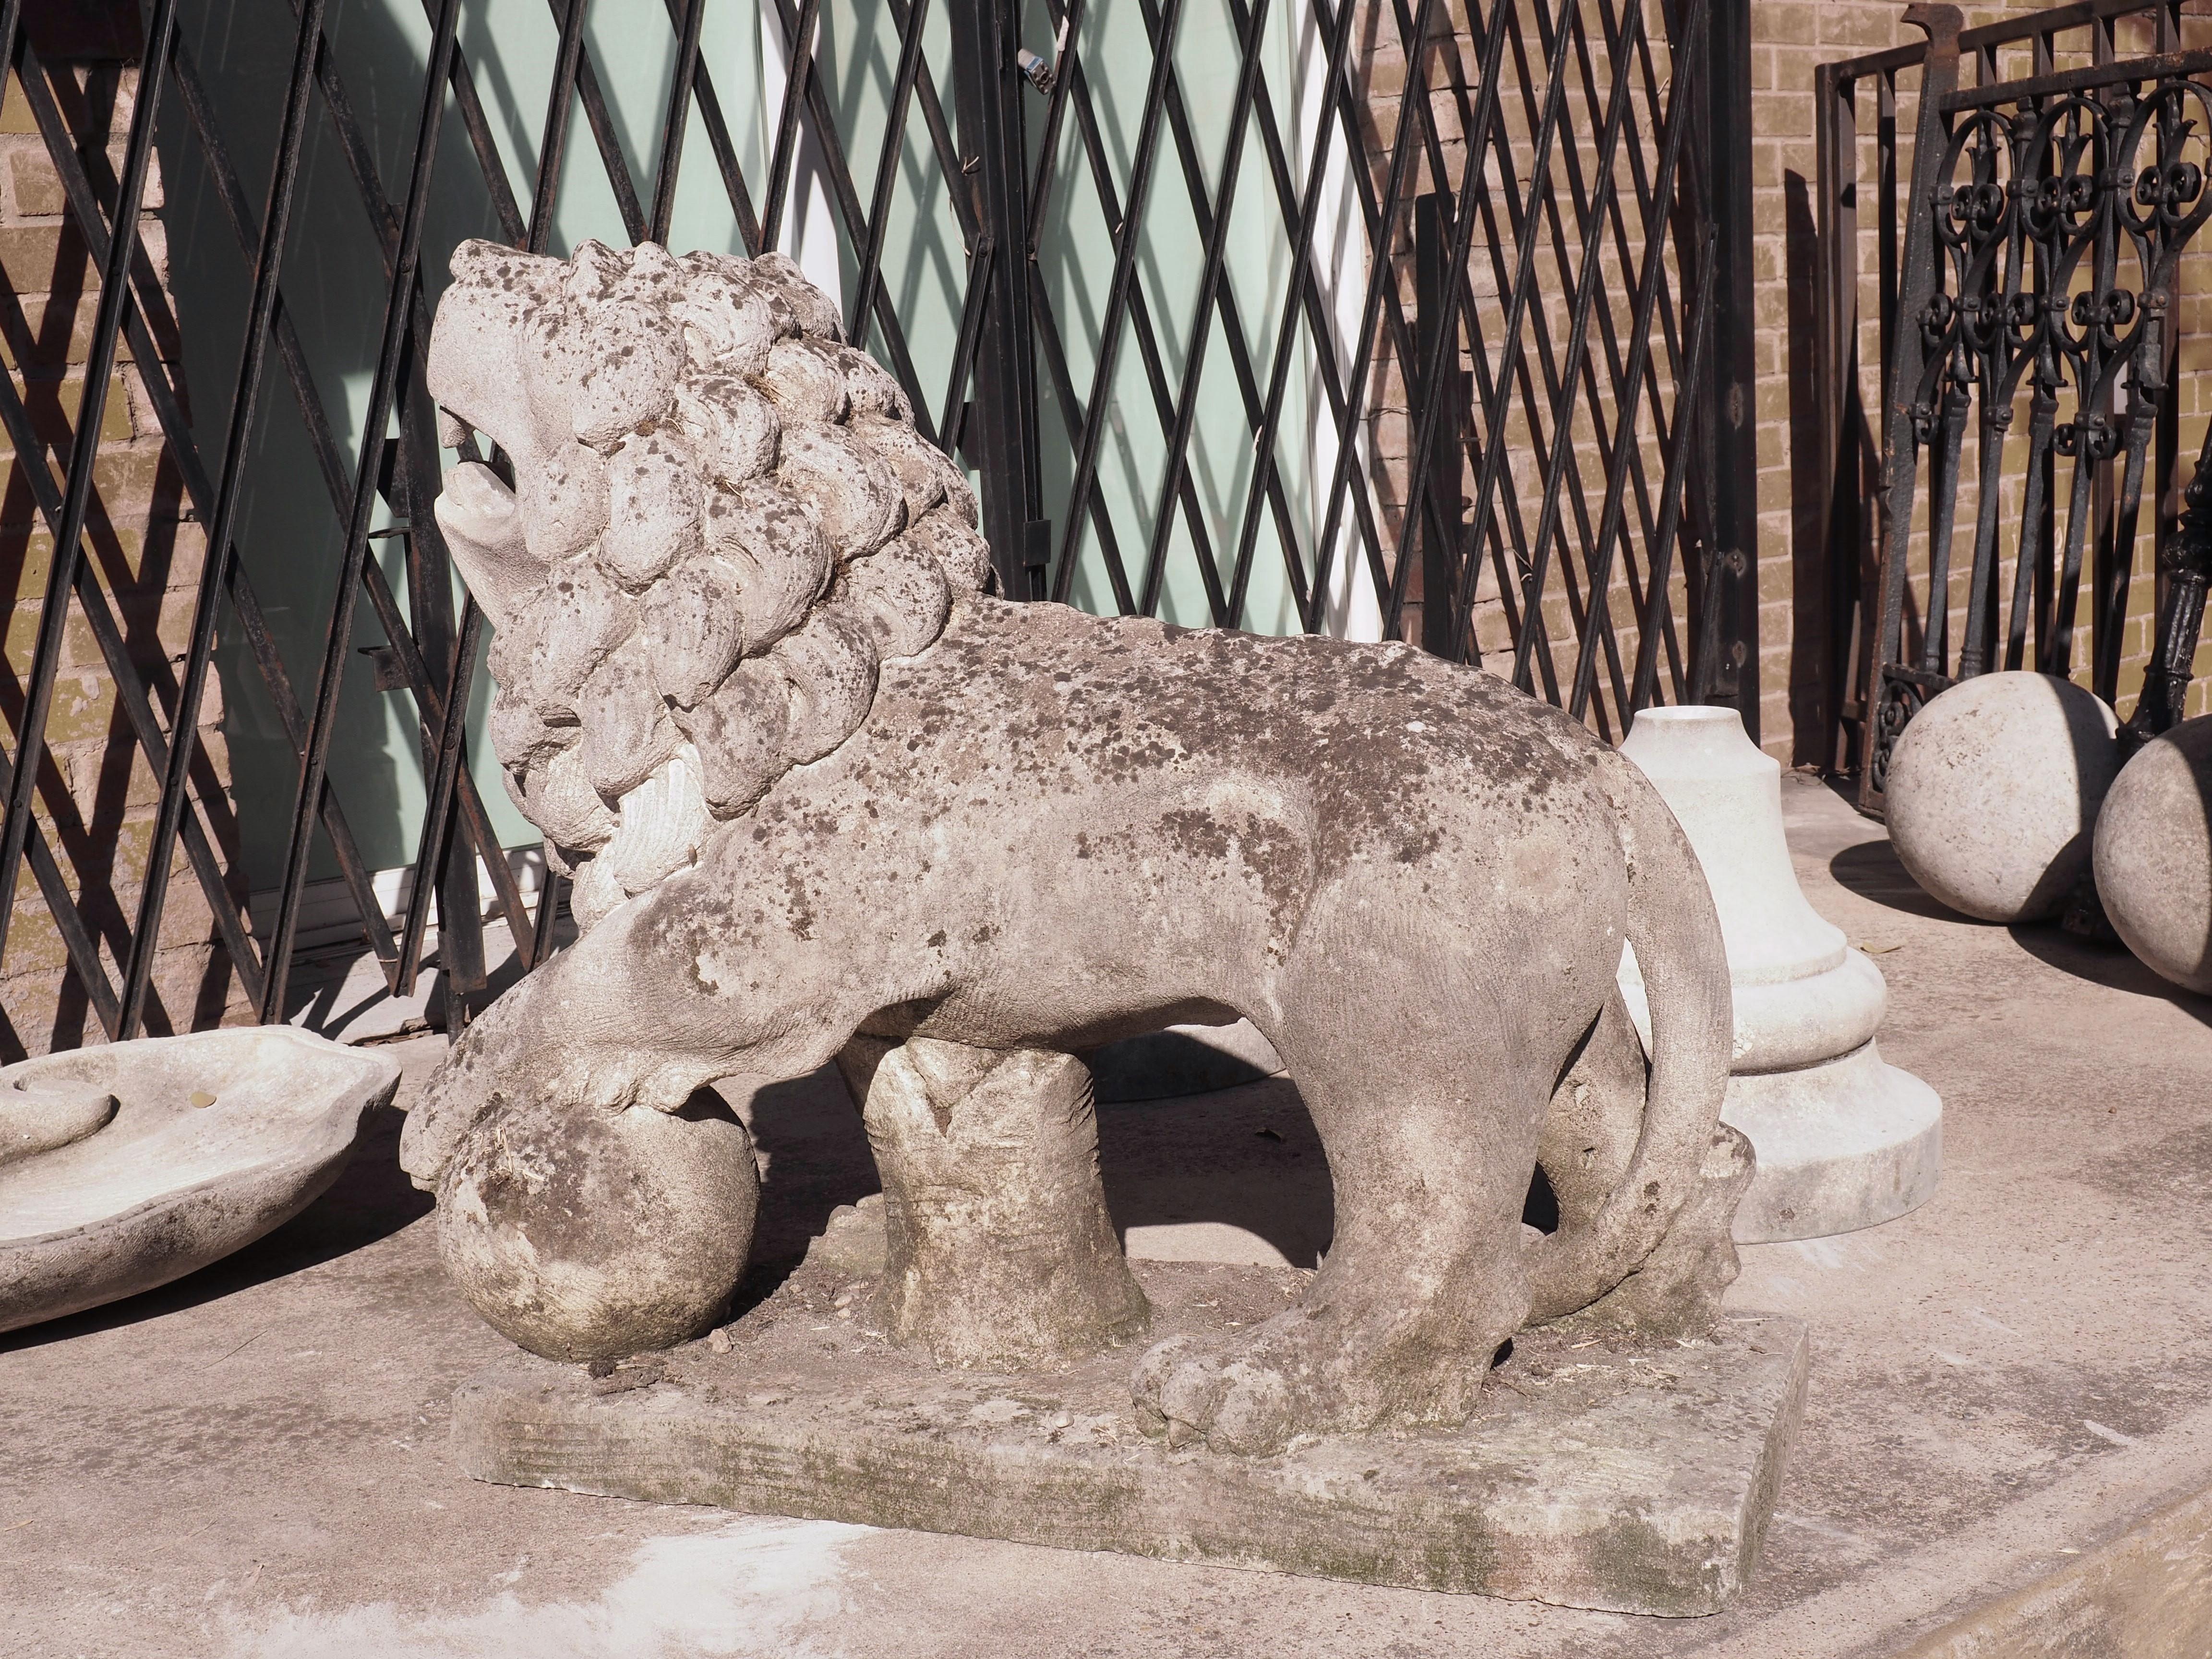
153, 0, 532, 892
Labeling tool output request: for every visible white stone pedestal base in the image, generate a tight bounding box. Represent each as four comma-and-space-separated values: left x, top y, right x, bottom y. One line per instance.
1723, 1041, 1943, 1244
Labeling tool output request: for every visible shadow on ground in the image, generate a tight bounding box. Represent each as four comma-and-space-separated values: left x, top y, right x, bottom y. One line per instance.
728, 1060, 1341, 1279
1828, 840, 1975, 923
2008, 921, 2212, 1029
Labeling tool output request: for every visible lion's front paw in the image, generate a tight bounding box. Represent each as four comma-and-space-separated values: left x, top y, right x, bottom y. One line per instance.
1129, 1324, 1310, 1455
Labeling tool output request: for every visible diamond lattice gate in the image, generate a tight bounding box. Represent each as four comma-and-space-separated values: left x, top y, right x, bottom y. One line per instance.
0, 0, 1746, 1045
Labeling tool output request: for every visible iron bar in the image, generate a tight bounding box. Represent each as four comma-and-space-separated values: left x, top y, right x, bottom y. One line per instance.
1454, 0, 1590, 674
357, 552, 534, 949
530, 0, 591, 251
649, 0, 709, 243
1295, 0, 1432, 631
848, 0, 933, 346
948, 0, 1047, 594
1825, 0, 2161, 84
33, 37, 403, 981
119, 0, 330, 1036
1136, 0, 1272, 616
1629, 227, 1720, 710
398, 601, 484, 993
762, 0, 938, 433
1440, 0, 1583, 700
1047, 0, 1190, 599
264, 0, 463, 1022
1566, 0, 1708, 720
1029, 280, 1141, 614
0, 355, 264, 1019
1300, 0, 1447, 638
0, 0, 177, 974
887, 0, 979, 246
1862, 4, 1964, 807
939, 233, 995, 458
1048, 38, 1238, 606
1941, 45, 2212, 110
1124, 0, 1304, 625
1026, 0, 1086, 252
761, 0, 822, 252
418, 0, 526, 244
1221, 0, 1358, 628
658, 0, 763, 255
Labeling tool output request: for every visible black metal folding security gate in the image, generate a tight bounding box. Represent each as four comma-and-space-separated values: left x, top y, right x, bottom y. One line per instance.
0, 0, 1747, 1046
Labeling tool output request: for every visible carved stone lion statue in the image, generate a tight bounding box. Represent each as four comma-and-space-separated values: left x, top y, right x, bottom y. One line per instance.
400, 238, 1751, 1457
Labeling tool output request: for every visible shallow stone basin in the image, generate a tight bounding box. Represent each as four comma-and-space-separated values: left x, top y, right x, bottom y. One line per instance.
0, 1027, 400, 1334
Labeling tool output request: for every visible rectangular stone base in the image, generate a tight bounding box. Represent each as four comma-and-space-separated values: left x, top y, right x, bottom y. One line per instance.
452, 1259, 1808, 1616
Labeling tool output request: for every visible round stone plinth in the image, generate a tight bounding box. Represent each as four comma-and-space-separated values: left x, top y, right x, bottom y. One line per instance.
1885, 672, 2119, 923
2093, 715, 2212, 995
1723, 1042, 1943, 1243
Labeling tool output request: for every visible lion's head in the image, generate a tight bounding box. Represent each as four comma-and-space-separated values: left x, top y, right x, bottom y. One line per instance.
426, 239, 992, 929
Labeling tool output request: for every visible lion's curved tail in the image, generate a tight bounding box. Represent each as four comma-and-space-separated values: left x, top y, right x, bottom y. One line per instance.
1525, 749, 1733, 1320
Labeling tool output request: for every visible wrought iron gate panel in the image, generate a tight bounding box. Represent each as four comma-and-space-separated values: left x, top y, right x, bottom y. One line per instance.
0, 0, 1744, 1046
1815, 0, 2212, 812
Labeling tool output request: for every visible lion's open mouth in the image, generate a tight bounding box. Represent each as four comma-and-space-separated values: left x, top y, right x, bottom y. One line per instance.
430, 424, 536, 633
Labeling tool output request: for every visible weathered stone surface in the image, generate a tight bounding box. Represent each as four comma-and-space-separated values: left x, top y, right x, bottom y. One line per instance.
1893, 1484, 2212, 1658
452, 1257, 1807, 1616
2092, 714, 2212, 995
1886, 673, 2120, 924
1721, 1041, 1942, 1242
436, 1088, 759, 1364
0, 1028, 397, 1334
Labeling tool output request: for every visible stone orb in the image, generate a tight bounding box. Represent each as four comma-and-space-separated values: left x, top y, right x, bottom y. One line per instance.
2094, 716, 2212, 994
437, 1088, 757, 1362
1885, 671, 2119, 923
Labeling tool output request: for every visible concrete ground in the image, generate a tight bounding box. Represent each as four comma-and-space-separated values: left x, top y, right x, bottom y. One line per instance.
6, 774, 2212, 1657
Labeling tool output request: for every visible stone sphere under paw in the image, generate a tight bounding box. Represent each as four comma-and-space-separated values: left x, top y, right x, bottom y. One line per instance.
1884, 671, 2118, 923
436, 1089, 758, 1362
2094, 715, 2212, 994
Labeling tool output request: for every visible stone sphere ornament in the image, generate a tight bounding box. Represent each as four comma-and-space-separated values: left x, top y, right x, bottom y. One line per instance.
1884, 671, 2120, 923
436, 1089, 758, 1362
2093, 715, 2212, 995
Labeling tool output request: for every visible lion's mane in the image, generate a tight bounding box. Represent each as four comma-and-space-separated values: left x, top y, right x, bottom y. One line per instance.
442, 240, 991, 930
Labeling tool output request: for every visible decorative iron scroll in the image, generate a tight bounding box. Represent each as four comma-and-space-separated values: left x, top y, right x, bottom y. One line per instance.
1824, 0, 2212, 808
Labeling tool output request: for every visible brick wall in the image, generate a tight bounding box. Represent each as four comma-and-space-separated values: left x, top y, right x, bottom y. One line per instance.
0, 43, 249, 1058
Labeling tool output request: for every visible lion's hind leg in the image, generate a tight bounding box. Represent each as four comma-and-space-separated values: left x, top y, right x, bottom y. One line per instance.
1130, 961, 1551, 1455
